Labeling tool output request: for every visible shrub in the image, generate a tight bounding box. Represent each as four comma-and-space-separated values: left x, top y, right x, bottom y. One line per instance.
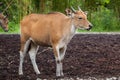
90, 7, 120, 32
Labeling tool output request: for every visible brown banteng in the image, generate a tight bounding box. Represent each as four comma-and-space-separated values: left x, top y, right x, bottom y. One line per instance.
19, 7, 92, 77
0, 13, 8, 32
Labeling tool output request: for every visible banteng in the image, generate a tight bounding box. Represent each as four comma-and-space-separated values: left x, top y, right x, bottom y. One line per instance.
0, 13, 8, 32
19, 7, 92, 77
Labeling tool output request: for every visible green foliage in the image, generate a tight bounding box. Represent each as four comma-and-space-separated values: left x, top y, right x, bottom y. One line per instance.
0, 0, 20, 33
8, 22, 20, 33
0, 0, 119, 33
90, 7, 120, 32
96, 0, 110, 4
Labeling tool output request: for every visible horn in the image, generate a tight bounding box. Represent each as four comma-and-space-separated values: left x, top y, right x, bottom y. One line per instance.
78, 6, 82, 11
71, 6, 76, 12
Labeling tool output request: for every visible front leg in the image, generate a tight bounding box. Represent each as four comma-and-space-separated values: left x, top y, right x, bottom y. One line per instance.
53, 45, 67, 77
56, 61, 63, 77
59, 45, 67, 61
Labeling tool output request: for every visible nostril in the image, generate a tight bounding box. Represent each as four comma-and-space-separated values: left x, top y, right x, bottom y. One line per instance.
4, 29, 9, 32
5, 30, 7, 32
89, 25, 93, 29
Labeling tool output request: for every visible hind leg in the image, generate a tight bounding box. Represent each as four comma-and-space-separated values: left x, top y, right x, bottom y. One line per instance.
29, 42, 40, 74
19, 39, 31, 75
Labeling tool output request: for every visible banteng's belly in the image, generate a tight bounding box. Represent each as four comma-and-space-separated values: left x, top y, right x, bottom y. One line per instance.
35, 41, 52, 47
30, 35, 51, 47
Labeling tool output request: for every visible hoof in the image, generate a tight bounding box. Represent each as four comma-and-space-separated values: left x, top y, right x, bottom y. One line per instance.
19, 73, 23, 75
56, 73, 64, 77
36, 71, 41, 75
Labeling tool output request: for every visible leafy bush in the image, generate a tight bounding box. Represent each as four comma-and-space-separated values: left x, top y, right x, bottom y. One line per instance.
8, 22, 20, 33
90, 7, 120, 32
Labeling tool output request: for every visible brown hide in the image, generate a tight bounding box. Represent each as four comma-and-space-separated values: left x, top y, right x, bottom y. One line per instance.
20, 12, 72, 51
19, 8, 92, 76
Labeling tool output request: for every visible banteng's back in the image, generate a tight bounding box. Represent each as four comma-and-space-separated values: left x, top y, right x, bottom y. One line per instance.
20, 12, 69, 46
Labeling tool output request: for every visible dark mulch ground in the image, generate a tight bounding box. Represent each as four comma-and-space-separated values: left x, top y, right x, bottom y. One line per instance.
0, 34, 120, 80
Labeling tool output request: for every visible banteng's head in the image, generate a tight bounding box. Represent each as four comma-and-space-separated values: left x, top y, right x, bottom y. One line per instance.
65, 6, 93, 30
0, 13, 9, 32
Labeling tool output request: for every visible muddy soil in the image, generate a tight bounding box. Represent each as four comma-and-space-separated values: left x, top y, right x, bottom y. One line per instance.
0, 34, 120, 80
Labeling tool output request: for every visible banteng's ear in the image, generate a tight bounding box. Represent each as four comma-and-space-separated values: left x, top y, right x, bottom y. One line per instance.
65, 8, 72, 16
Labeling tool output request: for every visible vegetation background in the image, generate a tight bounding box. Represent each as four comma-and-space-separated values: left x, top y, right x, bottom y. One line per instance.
0, 0, 120, 33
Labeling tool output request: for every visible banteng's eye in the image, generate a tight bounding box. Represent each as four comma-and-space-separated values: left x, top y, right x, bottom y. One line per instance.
78, 17, 82, 20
